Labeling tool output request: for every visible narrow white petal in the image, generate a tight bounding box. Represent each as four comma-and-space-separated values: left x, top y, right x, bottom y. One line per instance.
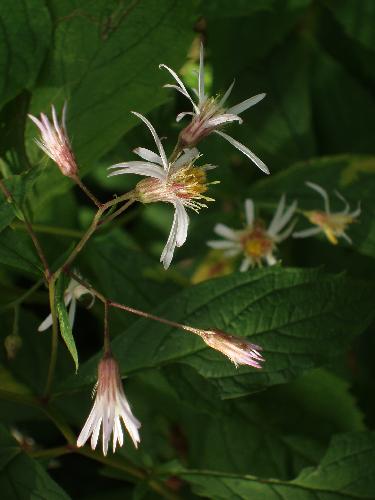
77, 400, 101, 448
219, 80, 235, 108
214, 130, 269, 174
159, 64, 197, 111
274, 219, 297, 242
341, 232, 352, 244
267, 195, 285, 236
244, 199, 254, 226
176, 111, 194, 122
207, 240, 240, 250
198, 42, 205, 103
91, 416, 102, 451
108, 162, 166, 181
226, 93, 266, 116
28, 114, 47, 135
160, 210, 178, 269
266, 253, 277, 266
131, 112, 168, 171
350, 202, 361, 218
240, 258, 251, 272
62, 102, 68, 133
214, 223, 238, 240
38, 313, 53, 332
68, 297, 77, 329
306, 181, 330, 213
334, 190, 350, 214
174, 201, 189, 247
293, 227, 322, 239
269, 199, 297, 237
223, 248, 241, 257
204, 114, 242, 129
173, 148, 200, 169
133, 147, 163, 165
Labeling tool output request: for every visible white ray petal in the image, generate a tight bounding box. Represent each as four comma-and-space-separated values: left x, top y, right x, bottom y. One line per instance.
334, 190, 350, 214
207, 240, 240, 250
173, 148, 200, 169
267, 195, 285, 236
218, 80, 235, 108
159, 64, 198, 111
293, 227, 322, 239
214, 130, 269, 174
160, 210, 178, 269
174, 201, 189, 247
176, 111, 194, 122
38, 313, 53, 332
240, 258, 252, 272
226, 93, 266, 116
108, 162, 166, 181
341, 232, 352, 244
350, 202, 361, 218
244, 199, 254, 226
265, 253, 277, 266
131, 112, 168, 171
204, 114, 242, 129
274, 219, 297, 242
68, 297, 77, 328
306, 181, 330, 213
214, 223, 238, 240
133, 147, 163, 165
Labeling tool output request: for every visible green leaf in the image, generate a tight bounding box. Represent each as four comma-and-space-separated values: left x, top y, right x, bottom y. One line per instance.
0, 168, 41, 232
28, 0, 197, 168
173, 432, 375, 499
0, 424, 70, 499
250, 155, 375, 259
0, 0, 51, 108
59, 267, 374, 396
0, 227, 41, 275
56, 273, 79, 372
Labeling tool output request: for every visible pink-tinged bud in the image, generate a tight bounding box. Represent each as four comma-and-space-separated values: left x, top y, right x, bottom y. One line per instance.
77, 354, 141, 456
199, 329, 264, 369
28, 103, 78, 178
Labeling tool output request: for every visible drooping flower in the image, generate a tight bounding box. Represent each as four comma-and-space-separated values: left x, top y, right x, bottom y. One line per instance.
77, 354, 141, 455
207, 196, 297, 271
28, 103, 78, 177
198, 329, 264, 369
160, 43, 269, 174
108, 112, 217, 269
293, 182, 361, 245
38, 278, 94, 332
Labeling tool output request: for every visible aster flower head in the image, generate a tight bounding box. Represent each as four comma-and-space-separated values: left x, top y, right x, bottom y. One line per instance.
28, 103, 78, 178
77, 354, 141, 455
293, 182, 361, 245
108, 112, 217, 269
198, 329, 264, 369
38, 277, 94, 332
207, 195, 297, 271
160, 43, 269, 174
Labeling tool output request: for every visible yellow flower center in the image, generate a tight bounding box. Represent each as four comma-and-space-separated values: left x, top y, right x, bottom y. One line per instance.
307, 211, 355, 245
170, 165, 208, 199
242, 226, 274, 262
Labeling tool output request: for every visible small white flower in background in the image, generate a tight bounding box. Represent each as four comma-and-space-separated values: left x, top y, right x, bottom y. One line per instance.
160, 43, 269, 174
38, 278, 94, 332
293, 182, 361, 245
198, 329, 264, 369
28, 104, 78, 178
207, 196, 297, 271
108, 111, 217, 269
77, 354, 141, 455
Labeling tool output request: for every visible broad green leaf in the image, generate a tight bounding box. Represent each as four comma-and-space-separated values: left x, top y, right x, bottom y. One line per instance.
59, 267, 375, 396
28, 0, 197, 168
173, 432, 375, 499
0, 228, 41, 275
0, 366, 31, 396
0, 424, 70, 499
56, 273, 79, 372
249, 155, 375, 258
0, 1, 51, 108
0, 167, 41, 232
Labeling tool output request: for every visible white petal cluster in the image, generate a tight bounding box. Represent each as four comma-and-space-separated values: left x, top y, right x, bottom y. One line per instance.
28, 104, 78, 177
293, 182, 361, 245
208, 196, 297, 270
160, 43, 269, 174
108, 112, 215, 269
77, 355, 141, 455
38, 277, 94, 332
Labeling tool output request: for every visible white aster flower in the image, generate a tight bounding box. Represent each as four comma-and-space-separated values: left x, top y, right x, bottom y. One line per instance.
160, 43, 269, 174
108, 112, 217, 269
28, 103, 78, 178
293, 182, 361, 245
198, 329, 264, 369
207, 196, 297, 271
77, 354, 141, 455
38, 278, 94, 332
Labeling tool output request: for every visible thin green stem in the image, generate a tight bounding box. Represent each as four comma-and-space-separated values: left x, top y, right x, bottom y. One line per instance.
44, 278, 58, 397
99, 199, 134, 227
13, 221, 82, 239
72, 175, 102, 208
0, 279, 44, 313
29, 446, 72, 460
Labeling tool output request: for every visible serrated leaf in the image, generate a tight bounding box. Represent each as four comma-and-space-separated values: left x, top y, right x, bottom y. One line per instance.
250, 155, 375, 258
172, 432, 375, 499
0, 0, 51, 109
56, 274, 78, 372
58, 267, 374, 396
0, 424, 70, 499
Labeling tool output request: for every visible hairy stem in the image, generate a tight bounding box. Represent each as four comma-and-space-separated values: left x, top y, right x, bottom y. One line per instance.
72, 175, 102, 208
